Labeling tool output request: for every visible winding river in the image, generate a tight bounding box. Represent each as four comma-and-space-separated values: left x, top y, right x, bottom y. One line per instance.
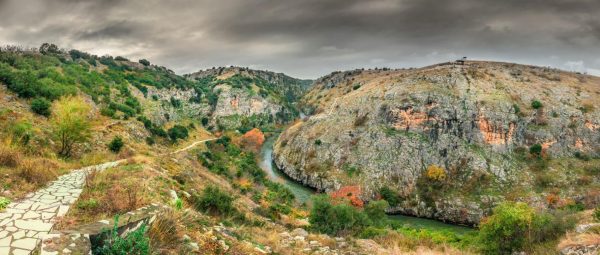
259, 134, 474, 234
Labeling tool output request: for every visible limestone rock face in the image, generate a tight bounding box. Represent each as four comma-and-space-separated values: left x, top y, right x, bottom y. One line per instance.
273, 61, 600, 225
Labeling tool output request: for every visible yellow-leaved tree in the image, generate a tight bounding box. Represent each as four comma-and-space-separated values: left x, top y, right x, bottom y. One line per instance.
51, 96, 92, 157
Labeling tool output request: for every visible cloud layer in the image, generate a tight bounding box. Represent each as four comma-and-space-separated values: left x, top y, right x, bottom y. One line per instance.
1, 0, 599, 78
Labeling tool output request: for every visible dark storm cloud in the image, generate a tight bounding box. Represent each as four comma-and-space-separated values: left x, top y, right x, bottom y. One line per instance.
1, 0, 599, 78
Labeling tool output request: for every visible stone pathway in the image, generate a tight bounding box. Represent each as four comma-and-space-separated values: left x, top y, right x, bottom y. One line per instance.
0, 160, 124, 255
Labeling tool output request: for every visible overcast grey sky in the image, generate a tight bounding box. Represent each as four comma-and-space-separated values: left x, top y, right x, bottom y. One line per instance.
1, 0, 599, 78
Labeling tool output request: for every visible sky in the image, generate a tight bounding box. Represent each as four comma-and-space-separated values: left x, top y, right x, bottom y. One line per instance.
1, 0, 599, 79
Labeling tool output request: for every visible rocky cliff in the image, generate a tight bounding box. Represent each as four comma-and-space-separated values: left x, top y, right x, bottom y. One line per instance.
273, 61, 600, 225
184, 67, 313, 130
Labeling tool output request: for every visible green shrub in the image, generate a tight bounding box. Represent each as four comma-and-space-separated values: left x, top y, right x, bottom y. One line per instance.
77, 198, 99, 211
358, 226, 387, 238
309, 195, 371, 236
379, 186, 400, 207
364, 200, 389, 227
478, 202, 534, 254
95, 215, 150, 255
100, 107, 116, 118
0, 197, 10, 211
594, 207, 600, 222
513, 104, 520, 114
531, 100, 543, 109
108, 136, 124, 153
30, 98, 51, 116
167, 125, 188, 141
192, 185, 235, 216
529, 144, 542, 156
138, 59, 150, 66
314, 139, 322, 145
201, 117, 209, 126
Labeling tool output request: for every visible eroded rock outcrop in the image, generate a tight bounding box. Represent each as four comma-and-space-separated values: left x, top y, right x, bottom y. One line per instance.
273, 61, 600, 225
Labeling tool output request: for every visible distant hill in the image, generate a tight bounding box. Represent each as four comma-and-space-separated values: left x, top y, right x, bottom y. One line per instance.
273, 61, 600, 225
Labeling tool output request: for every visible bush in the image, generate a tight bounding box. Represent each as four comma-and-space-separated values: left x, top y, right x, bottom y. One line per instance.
594, 207, 600, 222
314, 139, 322, 145
531, 100, 543, 109
364, 200, 389, 227
529, 144, 542, 157
309, 195, 371, 236
0, 146, 21, 167
201, 117, 209, 126
30, 98, 51, 116
426, 164, 446, 181
192, 185, 235, 216
108, 136, 124, 153
379, 186, 400, 207
51, 96, 92, 157
478, 202, 535, 254
0, 197, 10, 211
139, 59, 150, 66
167, 125, 188, 141
19, 158, 58, 184
94, 215, 150, 255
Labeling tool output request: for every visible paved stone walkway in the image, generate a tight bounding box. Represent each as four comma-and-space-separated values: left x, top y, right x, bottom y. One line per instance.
0, 160, 124, 255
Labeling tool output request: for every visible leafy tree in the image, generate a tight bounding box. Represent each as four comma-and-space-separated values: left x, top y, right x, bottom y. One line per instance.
139, 59, 150, 66
529, 144, 542, 157
478, 202, 534, 254
167, 125, 188, 141
364, 200, 389, 227
426, 164, 446, 181
51, 96, 92, 157
309, 195, 371, 236
108, 136, 124, 153
201, 117, 209, 126
30, 98, 51, 116
379, 186, 400, 207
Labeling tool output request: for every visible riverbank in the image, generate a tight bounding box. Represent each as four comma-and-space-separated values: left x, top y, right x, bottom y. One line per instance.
259, 134, 475, 235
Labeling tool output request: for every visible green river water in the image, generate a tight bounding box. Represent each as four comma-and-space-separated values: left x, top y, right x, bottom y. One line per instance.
259, 135, 474, 235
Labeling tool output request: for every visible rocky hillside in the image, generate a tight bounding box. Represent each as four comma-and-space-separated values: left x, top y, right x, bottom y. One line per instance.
184, 67, 313, 130
273, 61, 600, 225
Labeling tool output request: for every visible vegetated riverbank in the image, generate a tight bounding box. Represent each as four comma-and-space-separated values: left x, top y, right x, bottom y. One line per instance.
260, 134, 474, 235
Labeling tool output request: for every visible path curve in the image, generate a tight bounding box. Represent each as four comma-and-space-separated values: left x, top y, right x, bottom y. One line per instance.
0, 138, 214, 255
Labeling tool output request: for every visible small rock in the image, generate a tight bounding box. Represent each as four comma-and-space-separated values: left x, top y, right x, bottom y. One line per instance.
291, 228, 308, 238
182, 191, 191, 198
187, 242, 199, 251
169, 190, 178, 201
293, 236, 305, 242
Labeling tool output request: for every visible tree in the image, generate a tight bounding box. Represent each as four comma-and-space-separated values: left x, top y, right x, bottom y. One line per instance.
426, 164, 446, 181
108, 136, 124, 153
30, 98, 51, 117
364, 200, 389, 227
51, 96, 92, 157
478, 202, 535, 254
167, 125, 188, 141
139, 59, 150, 66
529, 144, 542, 157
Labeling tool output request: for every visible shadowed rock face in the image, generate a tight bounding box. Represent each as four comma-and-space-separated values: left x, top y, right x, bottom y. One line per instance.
273, 61, 600, 225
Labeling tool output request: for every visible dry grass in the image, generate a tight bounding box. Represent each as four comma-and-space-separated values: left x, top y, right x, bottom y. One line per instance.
148, 208, 184, 252
558, 233, 600, 250
0, 145, 21, 167
68, 163, 154, 224
18, 158, 58, 184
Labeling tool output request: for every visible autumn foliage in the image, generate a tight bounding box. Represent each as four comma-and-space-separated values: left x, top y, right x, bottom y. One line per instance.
240, 128, 265, 152
330, 185, 364, 207
426, 164, 446, 181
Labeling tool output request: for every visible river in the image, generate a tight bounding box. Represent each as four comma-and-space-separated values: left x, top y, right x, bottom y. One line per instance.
259, 134, 474, 234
